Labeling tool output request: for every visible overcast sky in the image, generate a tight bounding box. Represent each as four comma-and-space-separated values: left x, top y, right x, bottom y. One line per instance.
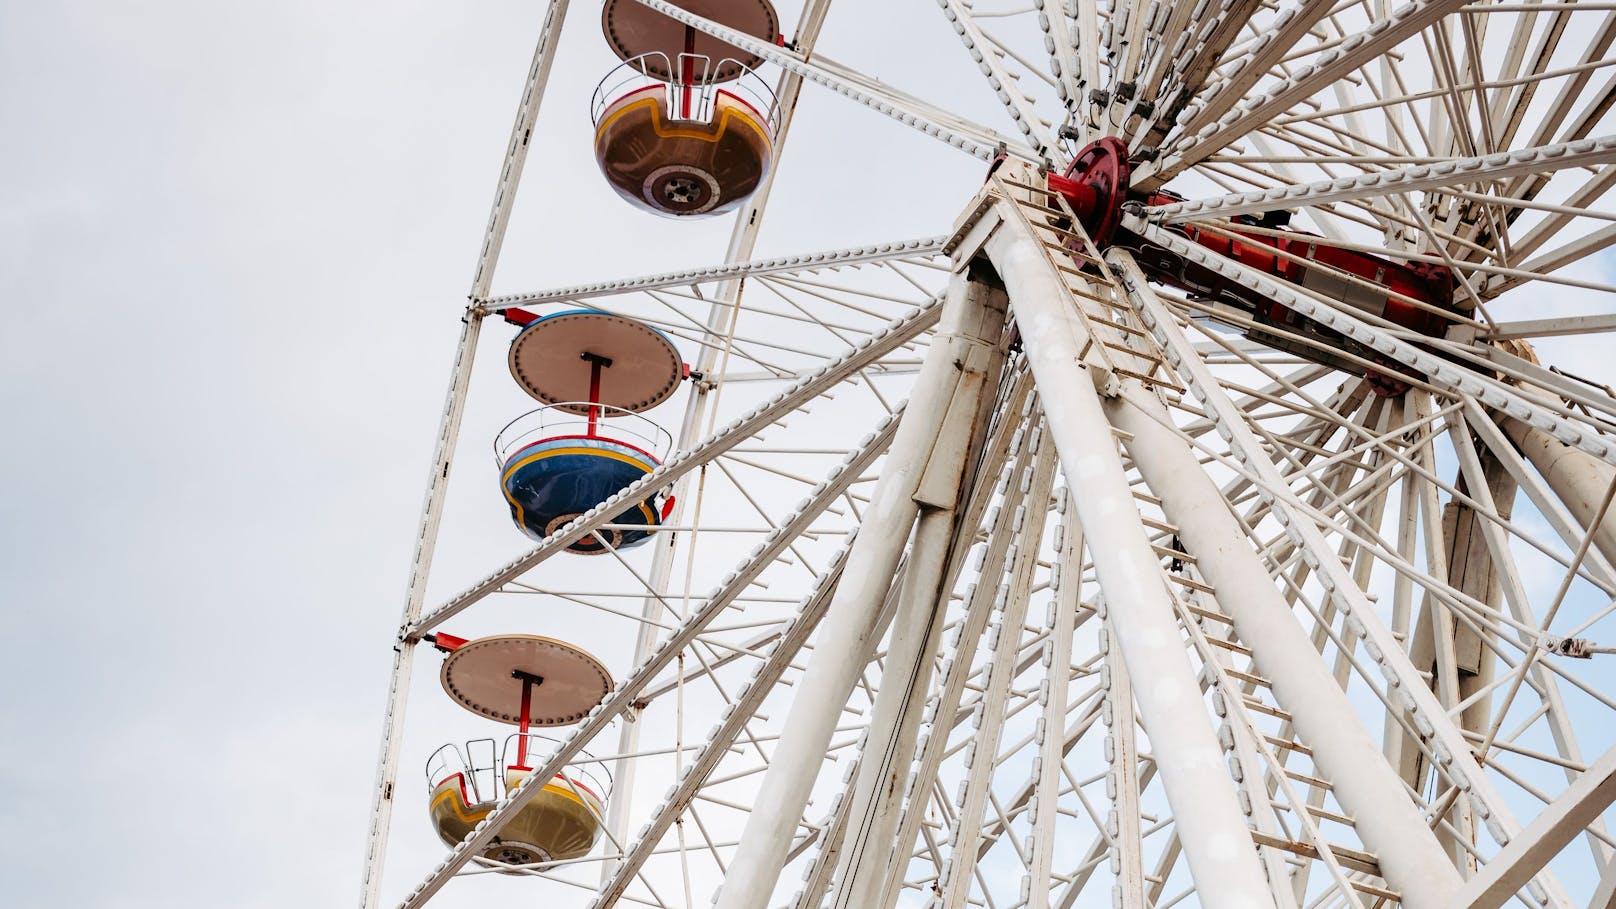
0, 2, 995, 905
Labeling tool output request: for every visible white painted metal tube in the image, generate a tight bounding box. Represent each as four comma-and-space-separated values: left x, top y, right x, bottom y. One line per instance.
1451, 741, 1616, 909
982, 226, 1276, 909
1104, 367, 1464, 909
711, 272, 1007, 909
1502, 418, 1616, 568
829, 508, 956, 909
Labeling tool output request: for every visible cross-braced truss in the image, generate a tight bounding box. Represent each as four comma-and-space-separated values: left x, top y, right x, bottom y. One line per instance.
359, 3, 1616, 909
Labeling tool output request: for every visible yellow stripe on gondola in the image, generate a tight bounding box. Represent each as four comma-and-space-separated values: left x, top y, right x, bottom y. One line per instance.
593, 95, 772, 149
430, 785, 492, 825
500, 446, 660, 532
501, 445, 656, 485
433, 780, 602, 827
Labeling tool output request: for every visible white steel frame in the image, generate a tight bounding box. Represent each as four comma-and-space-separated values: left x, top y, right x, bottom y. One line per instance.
360, 3, 1616, 909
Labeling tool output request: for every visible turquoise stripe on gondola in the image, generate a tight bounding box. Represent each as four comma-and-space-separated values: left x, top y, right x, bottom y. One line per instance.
519, 308, 679, 349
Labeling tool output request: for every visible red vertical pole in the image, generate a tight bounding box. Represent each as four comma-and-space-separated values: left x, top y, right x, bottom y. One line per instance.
680, 25, 696, 119
515, 675, 533, 769
587, 357, 603, 437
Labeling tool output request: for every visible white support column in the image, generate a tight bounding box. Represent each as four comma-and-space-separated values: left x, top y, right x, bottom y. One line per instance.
1502, 418, 1616, 569
871, 383, 1039, 909
980, 219, 1277, 909
826, 508, 959, 909
710, 267, 1009, 909
1105, 250, 1464, 909
828, 279, 1018, 909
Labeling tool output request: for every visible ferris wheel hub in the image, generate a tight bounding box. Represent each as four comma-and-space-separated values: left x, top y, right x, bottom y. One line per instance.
1046, 137, 1133, 248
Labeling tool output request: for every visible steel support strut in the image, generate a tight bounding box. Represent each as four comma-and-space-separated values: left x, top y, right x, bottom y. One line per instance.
825, 508, 958, 909
710, 266, 1010, 909
978, 212, 1277, 909
1106, 250, 1465, 909
358, 312, 483, 909
1450, 742, 1616, 909
357, 3, 573, 904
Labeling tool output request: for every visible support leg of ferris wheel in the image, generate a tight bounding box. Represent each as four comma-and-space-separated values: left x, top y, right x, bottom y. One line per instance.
1103, 250, 1465, 909
709, 255, 1011, 909
826, 273, 1020, 909
1024, 489, 1083, 909
596, 2, 838, 880
974, 216, 1277, 909
856, 374, 1040, 909
823, 507, 958, 909
355, 3, 570, 906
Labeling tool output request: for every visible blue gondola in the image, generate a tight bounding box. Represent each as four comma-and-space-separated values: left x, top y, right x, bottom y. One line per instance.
496, 304, 682, 554
500, 433, 666, 554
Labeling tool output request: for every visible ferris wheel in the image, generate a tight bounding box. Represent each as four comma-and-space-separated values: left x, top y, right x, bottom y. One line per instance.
356, 2, 1616, 909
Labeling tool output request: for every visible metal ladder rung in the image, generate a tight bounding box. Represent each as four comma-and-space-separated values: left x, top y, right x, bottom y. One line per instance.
1266, 735, 1311, 757
1206, 636, 1253, 656
1248, 831, 1382, 876
1038, 238, 1104, 267
1061, 282, 1119, 306
1028, 219, 1088, 247
1083, 312, 1153, 339
1101, 340, 1166, 365
1171, 574, 1217, 594
1283, 768, 1331, 789
1144, 514, 1182, 533
1242, 696, 1291, 722
1051, 259, 1106, 280
1112, 367, 1187, 393
1225, 667, 1271, 689
1348, 880, 1400, 901
1302, 804, 1355, 827
1185, 601, 1231, 622
1015, 198, 1075, 220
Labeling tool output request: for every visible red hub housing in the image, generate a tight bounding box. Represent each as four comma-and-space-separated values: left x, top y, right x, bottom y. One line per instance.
1041, 139, 1460, 396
